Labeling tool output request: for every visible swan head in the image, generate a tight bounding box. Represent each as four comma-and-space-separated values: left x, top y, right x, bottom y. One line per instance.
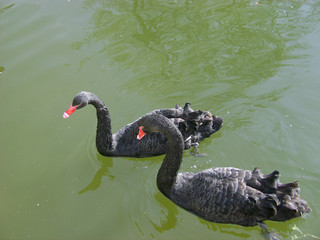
63, 91, 90, 118
137, 115, 161, 140
137, 114, 180, 140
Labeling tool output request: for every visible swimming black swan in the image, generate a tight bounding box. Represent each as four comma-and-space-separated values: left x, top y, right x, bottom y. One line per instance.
137, 114, 311, 234
63, 91, 223, 157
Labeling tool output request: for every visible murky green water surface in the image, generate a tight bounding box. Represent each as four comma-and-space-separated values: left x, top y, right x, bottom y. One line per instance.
1, 0, 320, 239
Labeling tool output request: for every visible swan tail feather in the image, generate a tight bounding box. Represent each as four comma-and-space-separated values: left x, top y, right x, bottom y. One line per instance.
249, 168, 311, 222
271, 181, 311, 221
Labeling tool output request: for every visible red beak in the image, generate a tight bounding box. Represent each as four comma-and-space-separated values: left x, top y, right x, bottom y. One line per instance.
63, 104, 78, 118
137, 126, 146, 140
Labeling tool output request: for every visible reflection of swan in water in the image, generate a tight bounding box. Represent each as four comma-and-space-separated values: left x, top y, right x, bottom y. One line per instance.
146, 192, 178, 233
63, 91, 223, 157
146, 192, 257, 239
78, 154, 157, 195
78, 154, 115, 194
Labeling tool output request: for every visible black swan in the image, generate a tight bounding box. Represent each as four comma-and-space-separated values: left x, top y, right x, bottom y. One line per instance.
63, 91, 223, 157
137, 114, 311, 235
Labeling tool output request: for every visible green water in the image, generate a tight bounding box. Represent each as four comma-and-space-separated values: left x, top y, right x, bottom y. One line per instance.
1, 0, 319, 239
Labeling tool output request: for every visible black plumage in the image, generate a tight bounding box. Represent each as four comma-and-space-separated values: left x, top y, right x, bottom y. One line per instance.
63, 91, 223, 157
137, 114, 311, 226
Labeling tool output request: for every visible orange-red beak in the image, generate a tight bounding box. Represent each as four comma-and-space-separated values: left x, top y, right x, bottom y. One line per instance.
63, 104, 78, 118
137, 126, 146, 140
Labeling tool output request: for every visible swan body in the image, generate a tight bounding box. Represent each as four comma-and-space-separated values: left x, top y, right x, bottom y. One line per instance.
63, 91, 223, 157
137, 114, 311, 227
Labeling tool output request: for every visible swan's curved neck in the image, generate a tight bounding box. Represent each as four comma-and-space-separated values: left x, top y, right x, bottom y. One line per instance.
88, 94, 113, 155
157, 125, 184, 198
